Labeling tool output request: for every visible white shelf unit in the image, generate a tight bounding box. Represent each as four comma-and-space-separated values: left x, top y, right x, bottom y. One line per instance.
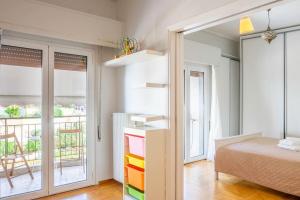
131, 114, 165, 123
104, 50, 164, 67
123, 127, 166, 200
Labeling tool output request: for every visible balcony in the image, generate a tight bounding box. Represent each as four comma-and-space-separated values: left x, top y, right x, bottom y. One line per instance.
0, 115, 87, 198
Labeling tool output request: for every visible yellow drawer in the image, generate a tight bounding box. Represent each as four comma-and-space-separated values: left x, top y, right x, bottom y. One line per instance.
126, 154, 145, 169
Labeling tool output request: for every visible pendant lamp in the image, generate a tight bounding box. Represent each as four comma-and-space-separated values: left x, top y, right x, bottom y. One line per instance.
261, 9, 277, 43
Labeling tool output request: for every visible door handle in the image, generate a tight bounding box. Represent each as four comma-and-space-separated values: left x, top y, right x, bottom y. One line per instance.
97, 125, 101, 141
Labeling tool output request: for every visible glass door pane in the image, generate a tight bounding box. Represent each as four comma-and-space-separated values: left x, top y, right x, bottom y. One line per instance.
0, 45, 44, 198
53, 52, 87, 187
185, 67, 207, 163
189, 71, 204, 158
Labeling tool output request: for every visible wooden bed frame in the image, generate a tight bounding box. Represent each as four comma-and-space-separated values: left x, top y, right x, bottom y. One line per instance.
214, 133, 263, 180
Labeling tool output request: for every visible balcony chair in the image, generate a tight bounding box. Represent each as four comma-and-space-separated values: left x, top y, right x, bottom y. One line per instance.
58, 128, 85, 175
0, 133, 34, 188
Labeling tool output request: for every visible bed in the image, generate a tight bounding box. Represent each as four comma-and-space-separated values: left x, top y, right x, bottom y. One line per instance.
215, 133, 300, 197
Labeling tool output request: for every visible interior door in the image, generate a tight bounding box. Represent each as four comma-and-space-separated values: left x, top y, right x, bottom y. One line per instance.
0, 39, 49, 200
184, 63, 211, 163
49, 46, 95, 194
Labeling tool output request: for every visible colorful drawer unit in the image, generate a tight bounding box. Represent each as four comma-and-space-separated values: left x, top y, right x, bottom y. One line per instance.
125, 165, 144, 191
126, 185, 144, 200
126, 154, 145, 169
124, 127, 166, 200
125, 134, 145, 157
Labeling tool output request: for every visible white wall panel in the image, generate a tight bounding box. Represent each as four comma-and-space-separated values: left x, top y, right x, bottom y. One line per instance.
286, 30, 300, 137
242, 34, 284, 138
216, 57, 230, 137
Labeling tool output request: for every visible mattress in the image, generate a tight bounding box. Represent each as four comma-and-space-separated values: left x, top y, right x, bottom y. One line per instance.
215, 137, 300, 197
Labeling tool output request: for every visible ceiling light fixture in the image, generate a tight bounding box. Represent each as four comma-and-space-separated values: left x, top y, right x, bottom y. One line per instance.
240, 17, 254, 35
261, 9, 277, 44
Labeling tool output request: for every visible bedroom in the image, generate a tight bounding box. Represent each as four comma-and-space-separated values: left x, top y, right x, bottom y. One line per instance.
181, 0, 300, 199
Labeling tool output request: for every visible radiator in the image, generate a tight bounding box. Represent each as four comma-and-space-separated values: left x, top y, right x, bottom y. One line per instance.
113, 113, 134, 183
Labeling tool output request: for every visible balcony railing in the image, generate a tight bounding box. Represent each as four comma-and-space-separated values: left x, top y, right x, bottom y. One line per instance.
0, 115, 86, 174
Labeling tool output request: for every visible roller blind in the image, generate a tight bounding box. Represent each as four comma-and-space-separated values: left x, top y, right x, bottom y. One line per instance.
0, 46, 87, 72
54, 52, 87, 72
0, 45, 42, 68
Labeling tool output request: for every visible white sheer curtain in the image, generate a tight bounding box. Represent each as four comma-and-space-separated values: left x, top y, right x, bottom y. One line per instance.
207, 66, 223, 161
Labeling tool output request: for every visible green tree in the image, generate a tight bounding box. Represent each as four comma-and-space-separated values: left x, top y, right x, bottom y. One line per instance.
5, 105, 20, 118
54, 105, 63, 117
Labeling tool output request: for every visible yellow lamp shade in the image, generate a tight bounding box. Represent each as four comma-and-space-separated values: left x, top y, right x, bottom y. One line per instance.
240, 17, 254, 34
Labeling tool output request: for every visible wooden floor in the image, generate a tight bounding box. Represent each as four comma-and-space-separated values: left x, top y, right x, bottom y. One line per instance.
38, 161, 299, 200
184, 160, 299, 200
37, 180, 122, 200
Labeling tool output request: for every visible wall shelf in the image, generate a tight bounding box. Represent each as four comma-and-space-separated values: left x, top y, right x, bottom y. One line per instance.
141, 82, 168, 88
104, 50, 164, 67
131, 114, 165, 123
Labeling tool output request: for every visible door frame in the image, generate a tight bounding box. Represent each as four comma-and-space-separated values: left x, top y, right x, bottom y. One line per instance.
48, 44, 96, 195
1, 37, 50, 200
184, 63, 211, 164
167, 0, 292, 199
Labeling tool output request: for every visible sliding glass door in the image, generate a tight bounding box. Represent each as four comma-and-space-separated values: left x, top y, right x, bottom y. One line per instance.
0, 38, 95, 200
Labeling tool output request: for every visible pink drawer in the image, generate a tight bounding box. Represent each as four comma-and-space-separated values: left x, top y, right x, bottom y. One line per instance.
125, 134, 145, 157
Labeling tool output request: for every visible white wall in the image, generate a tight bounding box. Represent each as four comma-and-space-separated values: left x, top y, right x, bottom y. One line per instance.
184, 39, 240, 137
115, 56, 169, 128
117, 0, 238, 50
184, 40, 222, 66
185, 30, 239, 58
36, 0, 119, 20
96, 47, 119, 181
0, 0, 123, 48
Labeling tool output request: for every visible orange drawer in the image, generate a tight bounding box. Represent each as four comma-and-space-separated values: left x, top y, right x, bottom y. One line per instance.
126, 165, 144, 191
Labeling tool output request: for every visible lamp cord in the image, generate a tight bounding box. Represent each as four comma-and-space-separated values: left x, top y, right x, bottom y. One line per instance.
267, 9, 271, 29
0, 28, 2, 49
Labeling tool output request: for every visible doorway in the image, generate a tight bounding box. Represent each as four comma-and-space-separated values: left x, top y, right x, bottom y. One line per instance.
0, 37, 95, 200
184, 63, 211, 164
169, 1, 293, 200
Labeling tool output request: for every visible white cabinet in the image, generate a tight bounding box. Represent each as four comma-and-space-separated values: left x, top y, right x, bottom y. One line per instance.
242, 34, 285, 138
286, 30, 300, 137
229, 59, 240, 136
216, 57, 240, 137
216, 57, 230, 137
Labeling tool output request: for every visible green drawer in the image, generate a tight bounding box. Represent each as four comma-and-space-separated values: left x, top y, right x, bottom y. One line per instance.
127, 185, 145, 200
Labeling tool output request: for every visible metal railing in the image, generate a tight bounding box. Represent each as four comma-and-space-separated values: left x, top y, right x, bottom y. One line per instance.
0, 115, 86, 173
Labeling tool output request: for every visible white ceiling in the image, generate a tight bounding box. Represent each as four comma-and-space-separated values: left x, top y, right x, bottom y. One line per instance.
196, 0, 300, 41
